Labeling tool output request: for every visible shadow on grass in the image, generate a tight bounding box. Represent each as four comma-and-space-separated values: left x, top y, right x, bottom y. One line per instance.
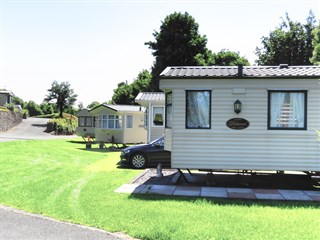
77, 147, 112, 153
127, 192, 320, 209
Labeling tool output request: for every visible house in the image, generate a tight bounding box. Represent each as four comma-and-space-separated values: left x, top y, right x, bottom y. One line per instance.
135, 92, 165, 142
90, 104, 147, 144
159, 65, 320, 174
0, 90, 14, 106
76, 109, 95, 139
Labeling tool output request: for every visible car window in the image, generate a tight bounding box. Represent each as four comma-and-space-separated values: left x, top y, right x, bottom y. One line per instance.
152, 138, 164, 146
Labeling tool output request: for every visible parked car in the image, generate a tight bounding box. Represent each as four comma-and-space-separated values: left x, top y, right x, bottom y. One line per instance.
120, 137, 171, 169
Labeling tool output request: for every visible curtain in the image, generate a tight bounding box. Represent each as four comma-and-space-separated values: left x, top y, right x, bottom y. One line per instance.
270, 92, 305, 128
290, 93, 304, 128
187, 91, 210, 128
270, 92, 285, 127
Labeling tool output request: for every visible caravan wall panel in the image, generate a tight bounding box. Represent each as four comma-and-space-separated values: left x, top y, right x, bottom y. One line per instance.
161, 78, 320, 172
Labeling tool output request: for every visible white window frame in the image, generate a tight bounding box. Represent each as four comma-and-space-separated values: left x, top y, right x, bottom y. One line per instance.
98, 114, 122, 129
126, 115, 133, 128
152, 106, 164, 127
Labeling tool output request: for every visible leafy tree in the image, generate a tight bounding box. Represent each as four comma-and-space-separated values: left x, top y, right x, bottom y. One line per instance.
212, 50, 250, 66
131, 70, 152, 97
255, 11, 317, 65
111, 81, 133, 105
39, 102, 55, 115
25, 101, 43, 117
146, 12, 212, 91
311, 26, 320, 65
44, 80, 78, 118
12, 96, 26, 108
87, 101, 100, 109
112, 70, 152, 105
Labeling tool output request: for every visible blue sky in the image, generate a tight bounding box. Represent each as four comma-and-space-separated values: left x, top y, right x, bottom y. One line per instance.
1, 0, 319, 106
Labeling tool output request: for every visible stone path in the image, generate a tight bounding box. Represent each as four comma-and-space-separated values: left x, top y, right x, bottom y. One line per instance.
115, 183, 320, 201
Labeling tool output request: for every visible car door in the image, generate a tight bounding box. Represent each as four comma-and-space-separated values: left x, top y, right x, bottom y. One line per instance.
148, 138, 171, 165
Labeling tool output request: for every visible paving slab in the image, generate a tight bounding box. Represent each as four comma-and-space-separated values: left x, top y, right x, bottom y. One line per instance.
253, 189, 280, 194
303, 191, 320, 201
147, 185, 176, 195
227, 188, 254, 193
114, 184, 147, 194
279, 190, 312, 201
255, 193, 285, 200
200, 187, 228, 198
228, 192, 257, 199
173, 186, 201, 197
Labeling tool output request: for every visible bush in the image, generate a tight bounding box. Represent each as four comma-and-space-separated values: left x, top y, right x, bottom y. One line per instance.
48, 115, 78, 135
22, 109, 29, 119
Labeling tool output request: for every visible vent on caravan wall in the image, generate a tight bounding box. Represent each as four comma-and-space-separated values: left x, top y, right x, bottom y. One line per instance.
237, 65, 243, 77
279, 64, 289, 69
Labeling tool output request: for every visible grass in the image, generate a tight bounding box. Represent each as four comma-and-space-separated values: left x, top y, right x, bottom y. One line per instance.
0, 139, 319, 240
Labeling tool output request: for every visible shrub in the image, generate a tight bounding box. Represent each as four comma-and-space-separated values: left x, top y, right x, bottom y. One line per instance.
49, 115, 78, 135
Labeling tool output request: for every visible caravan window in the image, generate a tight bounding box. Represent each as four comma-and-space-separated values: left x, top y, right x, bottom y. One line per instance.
98, 115, 121, 129
85, 117, 92, 127
126, 115, 133, 128
153, 106, 164, 127
268, 90, 307, 130
186, 90, 211, 129
79, 117, 85, 127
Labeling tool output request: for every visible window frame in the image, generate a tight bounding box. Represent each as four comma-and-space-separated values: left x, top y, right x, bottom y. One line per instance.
185, 90, 212, 129
267, 90, 307, 130
85, 116, 93, 127
78, 117, 86, 127
126, 115, 133, 129
152, 106, 165, 127
98, 114, 122, 129
165, 92, 172, 129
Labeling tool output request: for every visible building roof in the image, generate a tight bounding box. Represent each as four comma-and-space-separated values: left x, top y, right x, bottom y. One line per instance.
0, 90, 14, 95
90, 104, 145, 113
135, 92, 165, 102
160, 65, 320, 78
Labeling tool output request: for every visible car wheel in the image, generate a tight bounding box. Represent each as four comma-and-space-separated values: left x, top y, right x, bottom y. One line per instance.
130, 153, 147, 169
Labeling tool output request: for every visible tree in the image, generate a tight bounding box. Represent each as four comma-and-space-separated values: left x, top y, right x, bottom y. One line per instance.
12, 96, 26, 108
25, 101, 43, 117
255, 11, 317, 65
131, 70, 152, 97
44, 80, 78, 118
111, 81, 133, 105
39, 102, 55, 115
87, 101, 100, 109
212, 50, 250, 66
145, 12, 212, 91
112, 70, 152, 105
310, 26, 320, 65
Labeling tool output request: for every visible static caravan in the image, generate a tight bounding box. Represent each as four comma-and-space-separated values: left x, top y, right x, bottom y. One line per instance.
135, 92, 165, 142
160, 65, 320, 174
90, 104, 147, 144
76, 109, 95, 139
0, 90, 13, 106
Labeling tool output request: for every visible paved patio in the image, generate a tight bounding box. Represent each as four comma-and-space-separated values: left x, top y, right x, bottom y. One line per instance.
115, 170, 320, 201
115, 183, 320, 201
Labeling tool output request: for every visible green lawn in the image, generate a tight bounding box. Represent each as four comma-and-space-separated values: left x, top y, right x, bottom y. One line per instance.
0, 139, 319, 240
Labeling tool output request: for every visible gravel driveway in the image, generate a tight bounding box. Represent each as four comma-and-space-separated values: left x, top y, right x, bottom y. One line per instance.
0, 117, 75, 142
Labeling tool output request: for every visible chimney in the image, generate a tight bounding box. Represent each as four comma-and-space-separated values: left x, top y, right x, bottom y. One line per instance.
237, 65, 243, 77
